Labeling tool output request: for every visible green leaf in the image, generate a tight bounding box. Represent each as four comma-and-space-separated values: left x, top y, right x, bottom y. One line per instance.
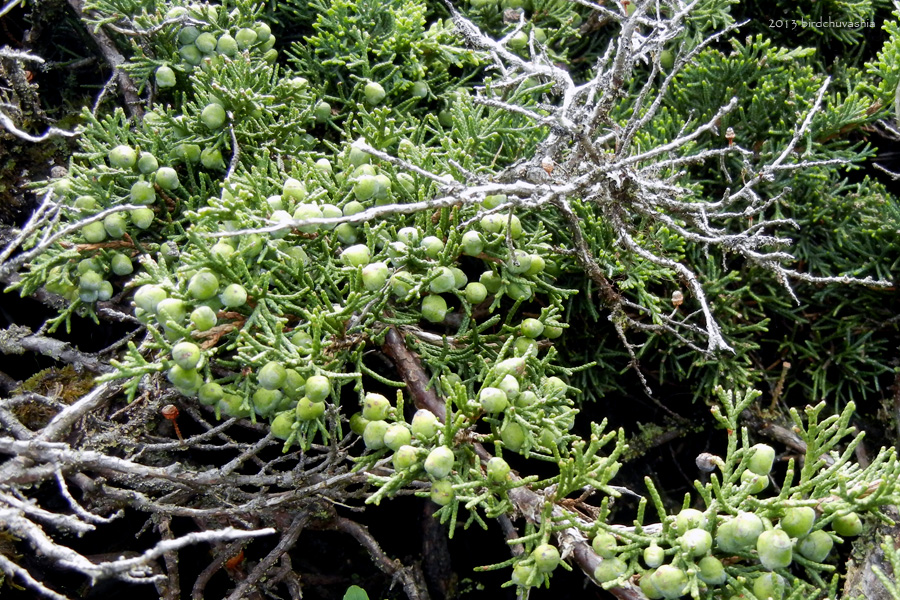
343, 585, 370, 600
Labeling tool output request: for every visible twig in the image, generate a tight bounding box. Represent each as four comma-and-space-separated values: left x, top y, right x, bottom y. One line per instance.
333, 515, 430, 600
769, 361, 791, 410
0, 324, 113, 373
0, 1, 23, 20
0, 403, 33, 439
191, 540, 246, 600
0, 110, 76, 142
157, 516, 181, 600
38, 380, 119, 442
421, 501, 453, 599
0, 368, 19, 392
741, 411, 836, 467
0, 197, 145, 280
224, 514, 306, 600
65, 0, 144, 118
0, 552, 69, 600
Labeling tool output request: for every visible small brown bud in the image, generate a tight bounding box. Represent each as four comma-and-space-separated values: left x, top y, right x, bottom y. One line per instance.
671, 290, 684, 307
161, 404, 183, 442
725, 127, 735, 146
542, 158, 555, 175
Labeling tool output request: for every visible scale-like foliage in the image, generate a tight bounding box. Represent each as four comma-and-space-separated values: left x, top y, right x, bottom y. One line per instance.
3, 0, 900, 598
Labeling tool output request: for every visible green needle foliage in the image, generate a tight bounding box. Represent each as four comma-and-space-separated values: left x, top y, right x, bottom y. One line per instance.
4, 0, 900, 598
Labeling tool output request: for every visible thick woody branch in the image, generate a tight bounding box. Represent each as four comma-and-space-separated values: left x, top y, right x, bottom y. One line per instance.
382, 326, 446, 421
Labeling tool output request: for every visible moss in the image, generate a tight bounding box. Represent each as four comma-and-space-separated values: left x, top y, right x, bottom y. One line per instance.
623, 420, 689, 461
12, 365, 95, 429
0, 528, 22, 591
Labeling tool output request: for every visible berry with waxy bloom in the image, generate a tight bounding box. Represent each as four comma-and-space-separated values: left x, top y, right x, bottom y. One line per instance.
832, 512, 863, 537
500, 422, 526, 451
486, 457, 511, 483
198, 382, 223, 406
780, 507, 816, 538
647, 564, 687, 599
392, 445, 418, 470
430, 478, 454, 505
363, 420, 390, 449
747, 443, 776, 475
258, 361, 287, 390
643, 543, 664, 567
172, 342, 202, 370
220, 283, 247, 307
109, 145, 137, 168
188, 271, 219, 300
364, 81, 386, 105
341, 244, 370, 267
131, 181, 156, 205
296, 397, 325, 420
271, 411, 295, 440
411, 409, 439, 439
753, 572, 785, 600
697, 556, 726, 585
741, 468, 768, 494
592, 532, 618, 559
674, 508, 707, 533
383, 424, 412, 451
797, 530, 834, 562
421, 295, 448, 323
593, 557, 627, 584
757, 529, 793, 570
201, 103, 226, 129
155, 167, 180, 190
424, 446, 455, 479
511, 562, 537, 587
362, 392, 390, 420
716, 511, 764, 553
531, 544, 560, 573
190, 306, 217, 331
138, 152, 159, 173
361, 262, 390, 291
305, 375, 331, 403
479, 387, 508, 413
465, 282, 487, 304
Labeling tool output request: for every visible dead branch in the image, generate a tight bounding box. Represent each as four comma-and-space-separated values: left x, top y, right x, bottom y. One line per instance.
0, 324, 113, 373
224, 513, 307, 600
65, 0, 143, 118
191, 540, 246, 600
332, 515, 431, 600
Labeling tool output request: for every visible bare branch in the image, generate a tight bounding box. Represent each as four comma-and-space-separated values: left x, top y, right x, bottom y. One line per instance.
224, 514, 306, 600
0, 324, 113, 374
0, 552, 70, 600
0, 110, 76, 142
332, 515, 430, 600
66, 0, 144, 118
